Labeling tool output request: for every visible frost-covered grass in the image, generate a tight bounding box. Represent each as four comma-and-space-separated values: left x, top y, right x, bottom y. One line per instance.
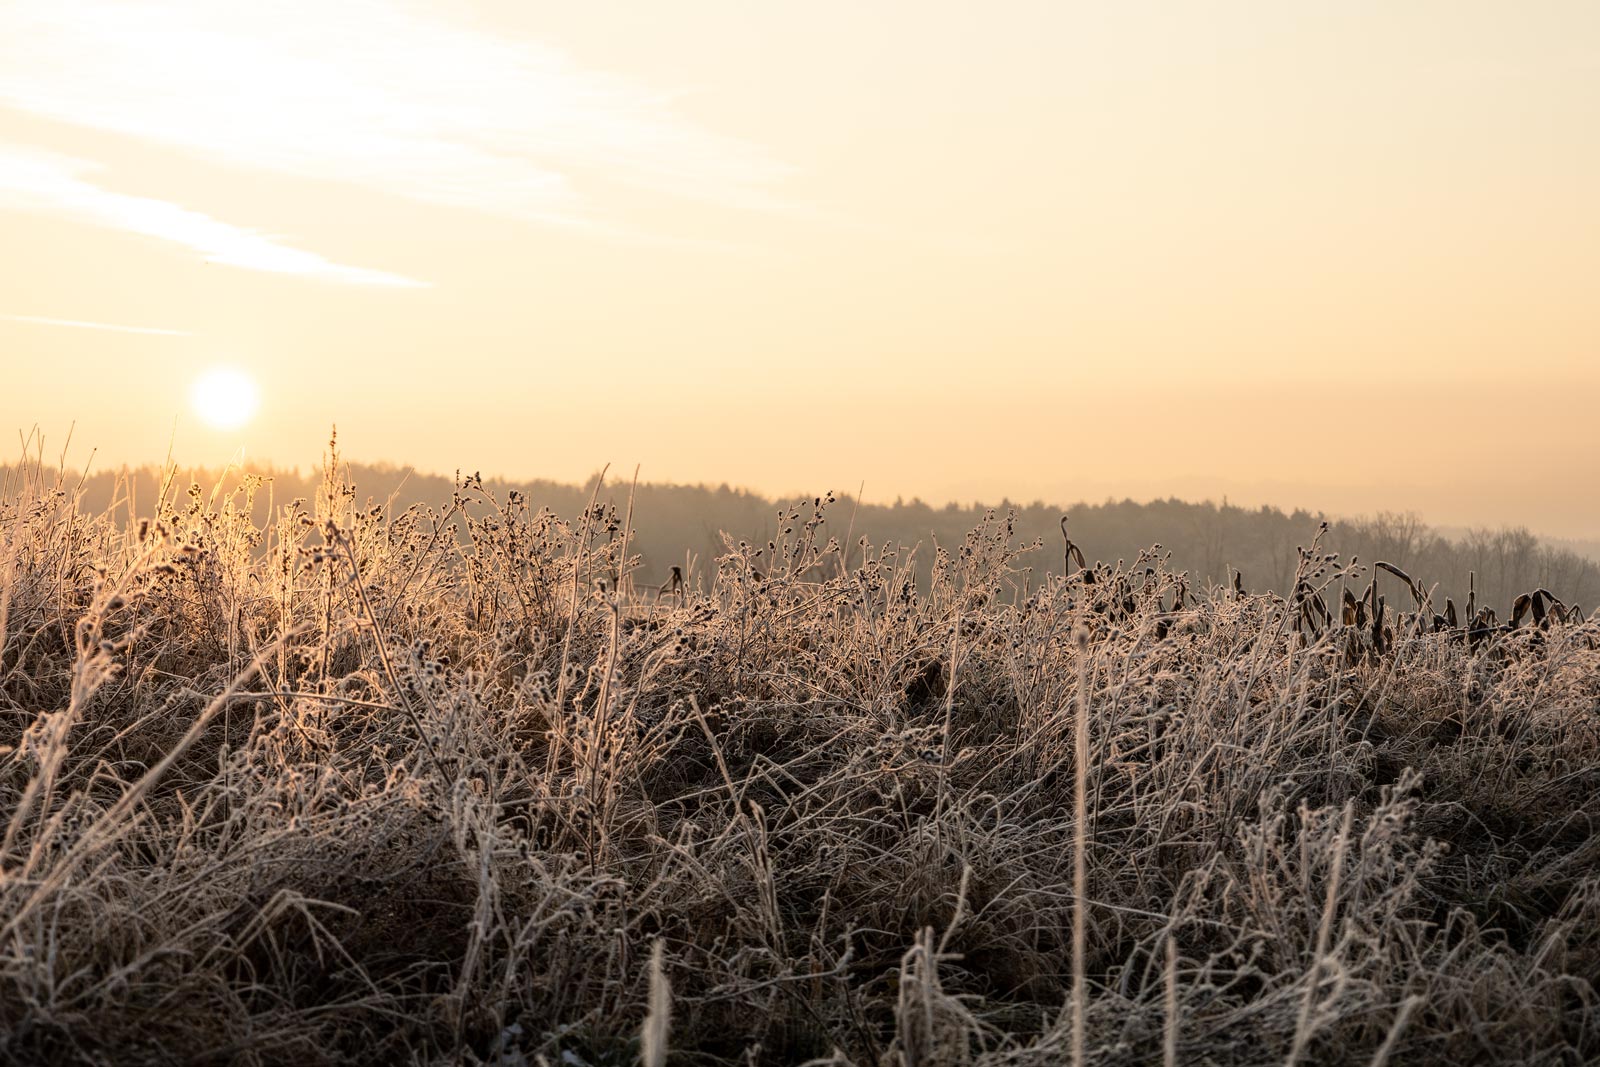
3, 451, 1598, 1065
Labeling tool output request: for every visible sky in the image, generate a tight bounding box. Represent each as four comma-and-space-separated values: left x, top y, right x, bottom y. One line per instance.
1, 2, 1596, 536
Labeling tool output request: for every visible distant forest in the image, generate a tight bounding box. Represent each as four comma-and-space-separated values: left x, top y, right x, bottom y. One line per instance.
13, 459, 1600, 613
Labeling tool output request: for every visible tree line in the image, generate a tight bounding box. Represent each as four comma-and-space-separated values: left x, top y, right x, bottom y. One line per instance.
20, 460, 1599, 613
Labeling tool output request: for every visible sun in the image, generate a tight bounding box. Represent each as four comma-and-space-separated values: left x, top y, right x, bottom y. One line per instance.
189, 366, 261, 431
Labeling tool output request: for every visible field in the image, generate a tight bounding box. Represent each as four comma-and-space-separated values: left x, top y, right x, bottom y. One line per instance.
3, 456, 1599, 1066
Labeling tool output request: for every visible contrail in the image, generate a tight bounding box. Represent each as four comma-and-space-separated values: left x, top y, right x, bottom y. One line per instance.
0, 313, 189, 337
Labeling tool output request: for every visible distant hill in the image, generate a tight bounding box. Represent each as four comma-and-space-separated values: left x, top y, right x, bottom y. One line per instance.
1544, 537, 1600, 565
9, 457, 1598, 613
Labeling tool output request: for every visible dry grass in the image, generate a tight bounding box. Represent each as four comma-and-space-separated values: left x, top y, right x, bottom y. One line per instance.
2, 448, 1599, 1066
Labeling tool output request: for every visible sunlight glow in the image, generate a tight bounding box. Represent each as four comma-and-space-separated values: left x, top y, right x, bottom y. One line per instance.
189, 367, 261, 431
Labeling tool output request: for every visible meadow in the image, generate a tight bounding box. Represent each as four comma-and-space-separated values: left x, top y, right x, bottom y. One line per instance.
3, 449, 1598, 1066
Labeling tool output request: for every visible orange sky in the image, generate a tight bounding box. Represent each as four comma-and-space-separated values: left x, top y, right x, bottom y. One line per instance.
1, 2, 1596, 535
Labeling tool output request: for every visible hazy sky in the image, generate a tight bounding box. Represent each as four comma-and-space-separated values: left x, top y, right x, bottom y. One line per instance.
2, 2, 1596, 535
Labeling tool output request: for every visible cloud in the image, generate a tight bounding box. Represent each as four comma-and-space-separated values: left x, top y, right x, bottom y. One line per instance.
0, 145, 426, 286
0, 1, 793, 225
0, 312, 190, 336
